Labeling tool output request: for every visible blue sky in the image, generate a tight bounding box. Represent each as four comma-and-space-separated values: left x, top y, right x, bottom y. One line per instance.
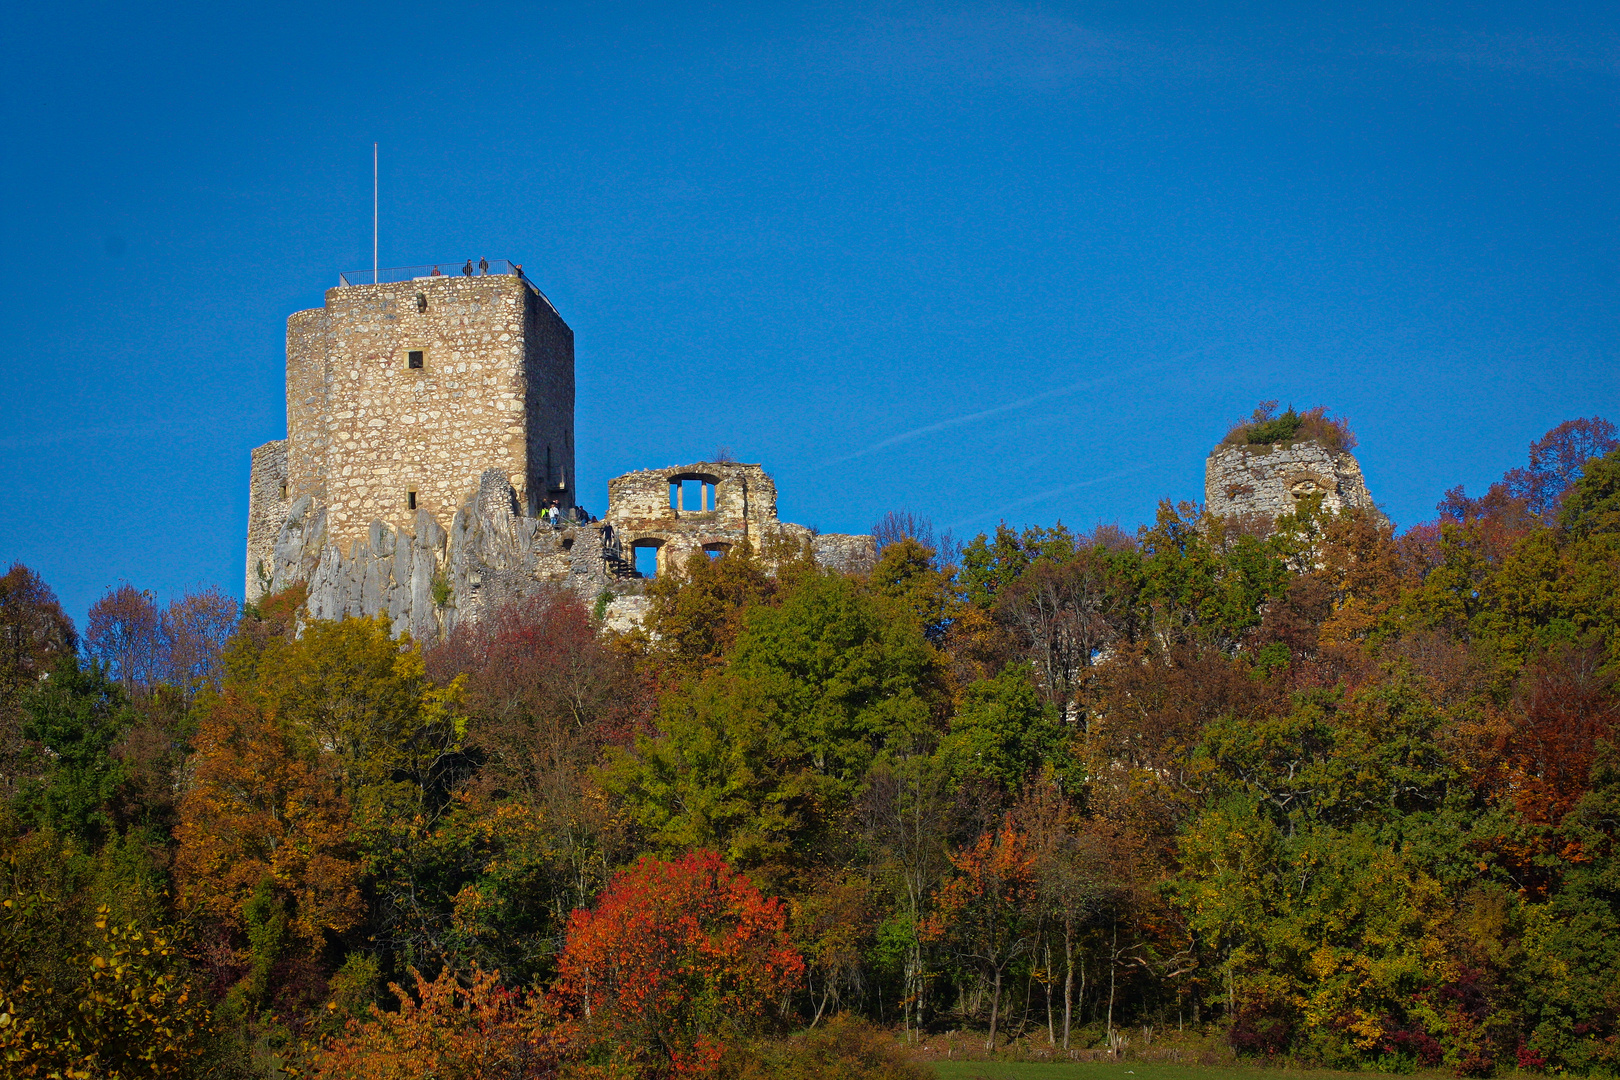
2, 0, 1618, 625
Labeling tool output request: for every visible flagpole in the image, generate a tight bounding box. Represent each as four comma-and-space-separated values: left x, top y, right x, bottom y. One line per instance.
373, 143, 378, 284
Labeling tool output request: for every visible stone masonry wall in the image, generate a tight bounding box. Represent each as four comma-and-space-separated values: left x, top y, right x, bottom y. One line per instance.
603, 462, 875, 579
284, 273, 572, 555
522, 294, 576, 514
244, 440, 290, 600
1205, 439, 1384, 524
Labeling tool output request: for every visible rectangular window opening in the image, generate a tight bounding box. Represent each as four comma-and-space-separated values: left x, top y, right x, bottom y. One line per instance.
408, 350, 424, 369
407, 490, 417, 511
670, 479, 713, 513
633, 545, 659, 579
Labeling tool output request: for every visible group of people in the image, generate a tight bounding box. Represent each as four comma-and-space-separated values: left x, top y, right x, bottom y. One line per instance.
540, 499, 582, 528
427, 258, 524, 278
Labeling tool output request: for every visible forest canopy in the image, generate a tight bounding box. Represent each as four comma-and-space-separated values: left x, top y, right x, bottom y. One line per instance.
2, 417, 1619, 1079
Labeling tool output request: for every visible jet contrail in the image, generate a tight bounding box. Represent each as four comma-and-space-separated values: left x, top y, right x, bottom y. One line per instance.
943, 463, 1158, 532
825, 348, 1206, 466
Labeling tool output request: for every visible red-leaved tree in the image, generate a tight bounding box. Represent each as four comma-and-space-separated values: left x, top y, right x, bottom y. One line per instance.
554, 849, 803, 1076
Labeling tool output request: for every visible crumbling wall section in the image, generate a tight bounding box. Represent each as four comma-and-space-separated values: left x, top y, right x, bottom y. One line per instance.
1205, 440, 1383, 524
813, 533, 879, 576
602, 461, 871, 577
245, 440, 291, 602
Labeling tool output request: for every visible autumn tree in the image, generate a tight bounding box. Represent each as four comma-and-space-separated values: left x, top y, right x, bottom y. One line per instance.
84, 584, 164, 694
554, 850, 803, 1076
993, 546, 1137, 717
642, 542, 779, 685
788, 869, 874, 1026
173, 694, 364, 1014
1014, 775, 1110, 1049
0, 826, 224, 1079
1505, 417, 1618, 517
923, 818, 1037, 1049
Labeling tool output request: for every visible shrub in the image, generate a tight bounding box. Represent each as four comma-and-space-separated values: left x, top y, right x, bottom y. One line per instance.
1227, 1004, 1292, 1057
722, 1016, 927, 1080
305, 965, 570, 1080
1223, 401, 1357, 451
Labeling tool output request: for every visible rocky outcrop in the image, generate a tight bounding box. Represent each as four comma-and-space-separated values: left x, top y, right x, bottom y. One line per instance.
254, 460, 875, 641
1205, 440, 1384, 524
263, 468, 616, 640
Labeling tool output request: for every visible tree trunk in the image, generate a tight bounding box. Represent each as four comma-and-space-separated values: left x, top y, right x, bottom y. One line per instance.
809, 968, 829, 1028
1062, 918, 1074, 1050
1045, 940, 1056, 1046
1106, 923, 1117, 1049
986, 966, 1002, 1051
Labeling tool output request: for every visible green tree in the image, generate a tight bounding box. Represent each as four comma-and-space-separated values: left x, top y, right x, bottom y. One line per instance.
958, 524, 1078, 611
1559, 446, 1620, 537
14, 655, 130, 845
869, 537, 960, 644
608, 572, 944, 874
937, 663, 1067, 790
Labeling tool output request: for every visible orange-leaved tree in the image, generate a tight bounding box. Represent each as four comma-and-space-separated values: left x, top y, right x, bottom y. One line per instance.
923, 817, 1037, 1050
173, 692, 363, 1001
554, 849, 803, 1076
306, 965, 571, 1080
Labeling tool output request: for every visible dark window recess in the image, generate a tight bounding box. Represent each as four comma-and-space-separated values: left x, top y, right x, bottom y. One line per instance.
408, 350, 424, 369
407, 491, 417, 510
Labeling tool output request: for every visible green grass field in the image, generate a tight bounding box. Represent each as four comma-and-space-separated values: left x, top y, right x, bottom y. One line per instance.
929, 1062, 1412, 1080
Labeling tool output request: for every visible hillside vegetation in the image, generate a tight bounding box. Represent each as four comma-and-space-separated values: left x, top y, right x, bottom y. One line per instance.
2, 416, 1619, 1080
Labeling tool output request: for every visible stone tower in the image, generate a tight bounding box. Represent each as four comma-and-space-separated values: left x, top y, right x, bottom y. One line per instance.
246, 270, 573, 597
1204, 438, 1382, 523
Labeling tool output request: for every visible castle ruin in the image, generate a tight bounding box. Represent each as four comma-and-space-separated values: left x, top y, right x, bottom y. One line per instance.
246, 266, 875, 638
1204, 438, 1383, 524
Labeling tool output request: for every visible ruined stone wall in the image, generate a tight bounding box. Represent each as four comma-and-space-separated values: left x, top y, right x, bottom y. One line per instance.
602, 461, 875, 579
812, 533, 879, 576
244, 440, 290, 600
257, 458, 876, 639
284, 273, 572, 554
1205, 439, 1383, 523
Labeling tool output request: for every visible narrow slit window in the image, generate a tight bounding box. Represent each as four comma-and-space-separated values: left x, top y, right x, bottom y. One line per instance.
408, 350, 424, 369
407, 490, 417, 510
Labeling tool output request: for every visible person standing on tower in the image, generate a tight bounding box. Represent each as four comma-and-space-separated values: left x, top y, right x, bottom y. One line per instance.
462, 259, 474, 276
478, 257, 489, 275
